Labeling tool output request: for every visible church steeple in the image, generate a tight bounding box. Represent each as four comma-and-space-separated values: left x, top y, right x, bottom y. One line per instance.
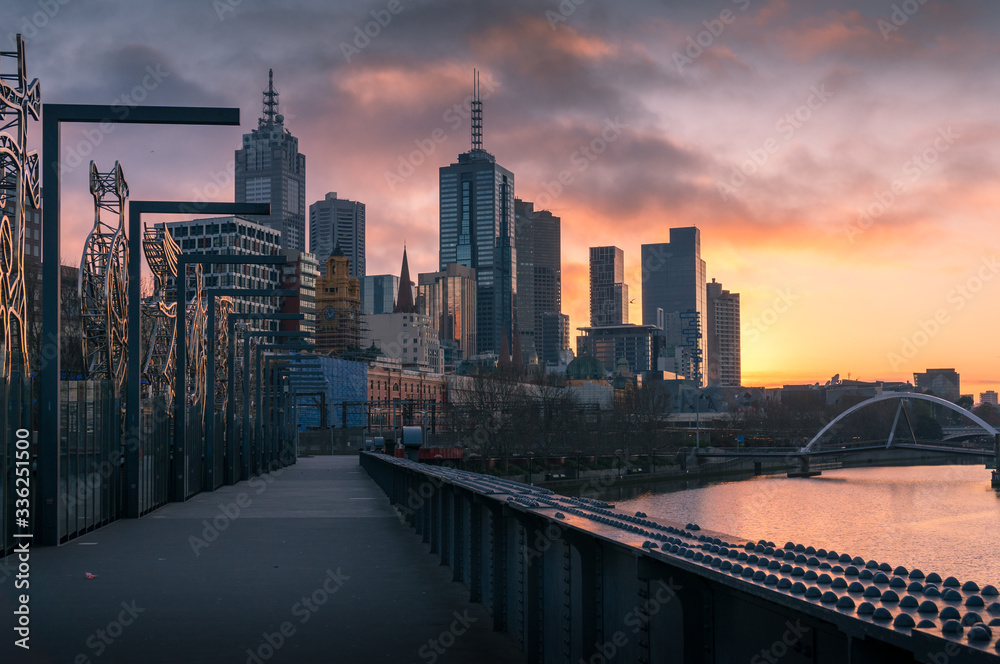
394, 245, 416, 314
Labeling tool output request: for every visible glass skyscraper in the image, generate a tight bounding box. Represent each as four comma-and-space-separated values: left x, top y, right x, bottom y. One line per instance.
642, 227, 707, 385
438, 73, 515, 357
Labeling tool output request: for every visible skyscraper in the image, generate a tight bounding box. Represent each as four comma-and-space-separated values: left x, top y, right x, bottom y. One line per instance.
589, 246, 628, 327
642, 227, 707, 385
515, 199, 564, 364
309, 192, 365, 278
439, 70, 515, 357
417, 263, 477, 371
706, 278, 741, 386
235, 70, 307, 252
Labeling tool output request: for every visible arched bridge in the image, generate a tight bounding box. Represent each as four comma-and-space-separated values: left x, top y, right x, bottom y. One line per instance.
694, 392, 1000, 482
802, 392, 998, 452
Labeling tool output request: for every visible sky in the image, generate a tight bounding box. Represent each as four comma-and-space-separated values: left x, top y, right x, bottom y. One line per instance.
6, 0, 1000, 394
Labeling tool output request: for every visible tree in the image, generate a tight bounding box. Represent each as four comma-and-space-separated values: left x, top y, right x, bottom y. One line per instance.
973, 403, 1000, 427
631, 383, 670, 470
913, 414, 943, 441
451, 368, 530, 469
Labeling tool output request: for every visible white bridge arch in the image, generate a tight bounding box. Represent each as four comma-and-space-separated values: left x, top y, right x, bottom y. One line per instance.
802, 392, 998, 453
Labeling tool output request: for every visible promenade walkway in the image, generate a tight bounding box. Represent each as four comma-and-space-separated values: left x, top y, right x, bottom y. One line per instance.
0, 456, 523, 664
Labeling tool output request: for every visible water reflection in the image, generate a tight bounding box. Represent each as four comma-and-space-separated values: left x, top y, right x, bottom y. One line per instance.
613, 466, 1000, 587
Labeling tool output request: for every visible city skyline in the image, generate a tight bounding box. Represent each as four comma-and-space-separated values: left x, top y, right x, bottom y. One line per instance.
11, 0, 1000, 392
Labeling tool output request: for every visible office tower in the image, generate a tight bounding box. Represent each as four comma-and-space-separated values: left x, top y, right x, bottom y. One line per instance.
642, 227, 707, 385
706, 279, 741, 387
314, 248, 361, 355
913, 368, 960, 402
439, 70, 515, 357
361, 275, 399, 315
417, 263, 477, 371
540, 312, 570, 367
575, 324, 664, 374
235, 70, 307, 252
160, 217, 283, 326
515, 199, 564, 365
279, 250, 320, 340
309, 192, 365, 278
589, 246, 628, 327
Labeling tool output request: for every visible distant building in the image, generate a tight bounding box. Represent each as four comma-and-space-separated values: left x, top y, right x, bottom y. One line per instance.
314, 248, 362, 355
515, 199, 564, 364
540, 312, 570, 367
160, 216, 283, 326
656, 311, 703, 384
981, 390, 998, 407
439, 72, 516, 357
368, 362, 448, 416
278, 250, 319, 340
914, 368, 960, 403
642, 228, 707, 385
417, 263, 477, 371
309, 192, 365, 278
235, 70, 306, 252
589, 246, 628, 327
365, 249, 443, 372
575, 324, 664, 374
361, 274, 399, 315
706, 278, 740, 387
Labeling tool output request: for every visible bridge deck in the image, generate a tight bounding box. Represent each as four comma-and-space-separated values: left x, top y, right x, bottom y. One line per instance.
0, 456, 523, 664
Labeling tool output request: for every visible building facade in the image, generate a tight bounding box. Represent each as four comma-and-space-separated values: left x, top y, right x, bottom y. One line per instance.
515, 199, 563, 365
589, 246, 628, 327
314, 249, 362, 355
980, 390, 998, 407
540, 312, 570, 367
364, 312, 443, 373
361, 274, 399, 315
278, 249, 319, 340
706, 278, 741, 387
576, 324, 665, 374
642, 227, 707, 386
439, 78, 515, 358
235, 70, 307, 252
160, 216, 283, 325
914, 368, 961, 402
309, 192, 365, 278
417, 263, 477, 371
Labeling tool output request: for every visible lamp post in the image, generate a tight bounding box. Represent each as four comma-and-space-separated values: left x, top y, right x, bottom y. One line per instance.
575, 449, 583, 480
615, 448, 623, 479
526, 451, 534, 485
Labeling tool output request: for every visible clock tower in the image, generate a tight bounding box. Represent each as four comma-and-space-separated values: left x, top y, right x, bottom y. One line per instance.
314, 246, 361, 355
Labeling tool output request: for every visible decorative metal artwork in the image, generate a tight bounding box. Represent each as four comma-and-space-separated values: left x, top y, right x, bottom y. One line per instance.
0, 35, 40, 380
79, 161, 129, 393
141, 223, 180, 402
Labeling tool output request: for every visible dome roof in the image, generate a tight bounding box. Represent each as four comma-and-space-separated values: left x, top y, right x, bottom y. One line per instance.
566, 354, 606, 380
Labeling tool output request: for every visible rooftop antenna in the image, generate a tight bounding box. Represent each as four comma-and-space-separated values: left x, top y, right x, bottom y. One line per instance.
471, 68, 483, 151
261, 68, 279, 128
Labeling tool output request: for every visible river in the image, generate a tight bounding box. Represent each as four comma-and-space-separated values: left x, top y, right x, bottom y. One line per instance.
616, 465, 1000, 588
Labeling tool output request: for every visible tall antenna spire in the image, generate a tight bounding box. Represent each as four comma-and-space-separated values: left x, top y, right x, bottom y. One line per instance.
471, 68, 483, 152
261, 68, 279, 128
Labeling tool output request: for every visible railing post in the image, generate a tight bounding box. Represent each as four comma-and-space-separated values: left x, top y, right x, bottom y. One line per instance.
469, 498, 483, 603
452, 490, 465, 583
